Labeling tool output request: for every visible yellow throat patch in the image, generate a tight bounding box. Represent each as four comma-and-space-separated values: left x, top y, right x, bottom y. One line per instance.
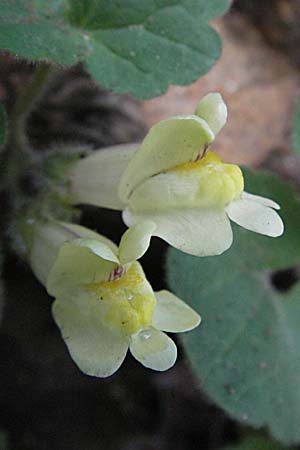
128, 150, 244, 212
168, 150, 244, 208
86, 262, 156, 335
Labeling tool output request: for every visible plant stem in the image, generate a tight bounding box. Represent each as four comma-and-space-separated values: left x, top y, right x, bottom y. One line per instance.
8, 61, 52, 151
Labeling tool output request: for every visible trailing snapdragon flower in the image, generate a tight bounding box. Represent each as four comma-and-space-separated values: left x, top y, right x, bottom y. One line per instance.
69, 93, 284, 256
30, 221, 200, 377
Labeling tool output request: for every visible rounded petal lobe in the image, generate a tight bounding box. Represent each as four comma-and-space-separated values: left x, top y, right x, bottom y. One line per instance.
195, 92, 227, 135
226, 198, 284, 237
241, 191, 280, 210
72, 239, 119, 263
123, 208, 233, 257
119, 115, 214, 202
47, 242, 116, 298
118, 221, 157, 265
130, 327, 177, 371
153, 290, 201, 332
69, 144, 138, 209
59, 222, 119, 253
53, 299, 129, 378
30, 222, 117, 286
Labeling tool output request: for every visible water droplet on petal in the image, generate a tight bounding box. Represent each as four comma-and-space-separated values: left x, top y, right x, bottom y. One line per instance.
139, 329, 152, 340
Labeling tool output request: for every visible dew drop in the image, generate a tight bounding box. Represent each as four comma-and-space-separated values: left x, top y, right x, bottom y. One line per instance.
129, 50, 136, 57
139, 329, 151, 340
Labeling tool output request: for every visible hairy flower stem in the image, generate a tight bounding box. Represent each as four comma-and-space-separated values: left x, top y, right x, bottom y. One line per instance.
0, 63, 53, 254
8, 62, 52, 152
0, 62, 52, 194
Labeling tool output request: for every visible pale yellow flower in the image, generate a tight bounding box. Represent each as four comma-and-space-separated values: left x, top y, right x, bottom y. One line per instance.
30, 221, 200, 377
70, 93, 284, 256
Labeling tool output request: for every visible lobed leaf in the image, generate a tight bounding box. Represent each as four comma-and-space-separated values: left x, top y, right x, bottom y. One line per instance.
0, 0, 230, 98
0, 1, 88, 64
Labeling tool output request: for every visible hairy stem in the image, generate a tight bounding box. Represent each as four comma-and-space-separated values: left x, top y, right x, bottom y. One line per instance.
8, 62, 52, 151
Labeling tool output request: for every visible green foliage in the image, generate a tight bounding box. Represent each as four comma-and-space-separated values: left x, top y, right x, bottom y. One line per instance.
167, 170, 300, 444
0, 0, 230, 98
223, 433, 287, 450
0, 103, 6, 146
292, 94, 300, 159
0, 0, 87, 64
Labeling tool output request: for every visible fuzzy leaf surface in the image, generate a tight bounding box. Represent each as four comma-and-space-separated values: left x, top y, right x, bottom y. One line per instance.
0, 0, 230, 98
0, 1, 88, 64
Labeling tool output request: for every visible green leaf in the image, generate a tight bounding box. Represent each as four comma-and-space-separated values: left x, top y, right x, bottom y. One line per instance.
0, 0, 230, 99
0, 0, 88, 64
223, 433, 287, 450
0, 103, 6, 146
166, 170, 300, 444
292, 94, 300, 159
84, 0, 230, 98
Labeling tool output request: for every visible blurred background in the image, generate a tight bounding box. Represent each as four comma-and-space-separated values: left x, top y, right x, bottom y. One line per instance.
0, 1, 299, 449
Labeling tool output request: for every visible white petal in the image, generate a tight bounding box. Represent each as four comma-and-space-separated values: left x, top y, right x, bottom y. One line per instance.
195, 92, 227, 135
130, 327, 177, 371
118, 221, 157, 265
30, 222, 117, 286
69, 143, 138, 209
128, 171, 202, 212
241, 191, 280, 210
64, 222, 119, 255
59, 222, 119, 253
153, 290, 201, 332
53, 299, 129, 377
123, 208, 233, 257
71, 239, 119, 263
226, 198, 284, 237
119, 115, 214, 202
47, 241, 116, 298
